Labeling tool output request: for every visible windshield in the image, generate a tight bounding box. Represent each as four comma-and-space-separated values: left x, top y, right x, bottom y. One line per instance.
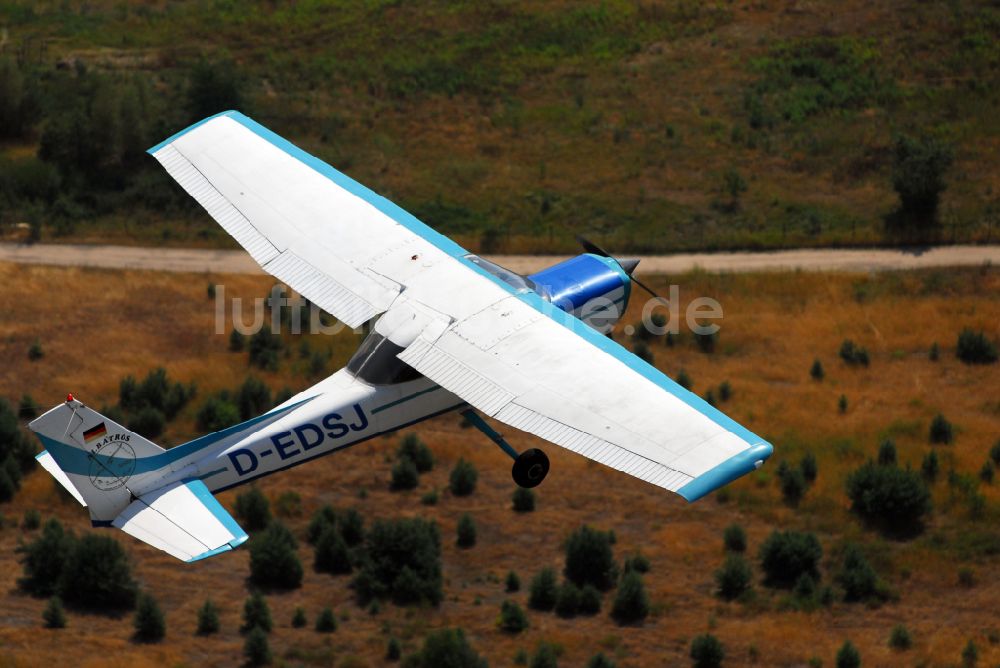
346, 332, 423, 385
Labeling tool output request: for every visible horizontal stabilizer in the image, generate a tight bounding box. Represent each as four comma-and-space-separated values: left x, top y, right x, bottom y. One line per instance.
35, 450, 87, 507
112, 478, 248, 562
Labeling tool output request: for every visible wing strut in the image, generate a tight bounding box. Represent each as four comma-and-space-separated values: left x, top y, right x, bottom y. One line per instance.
462, 409, 550, 489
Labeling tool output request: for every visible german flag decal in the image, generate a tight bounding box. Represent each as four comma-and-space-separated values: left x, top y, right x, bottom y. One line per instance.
82, 422, 107, 443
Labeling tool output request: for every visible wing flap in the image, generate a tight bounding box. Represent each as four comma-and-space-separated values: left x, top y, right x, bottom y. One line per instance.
112, 479, 248, 562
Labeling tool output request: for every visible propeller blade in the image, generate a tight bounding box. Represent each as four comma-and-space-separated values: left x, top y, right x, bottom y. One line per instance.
576, 235, 613, 258
630, 275, 662, 300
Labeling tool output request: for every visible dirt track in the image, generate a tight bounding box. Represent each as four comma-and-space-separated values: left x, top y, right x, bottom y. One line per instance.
0, 242, 997, 275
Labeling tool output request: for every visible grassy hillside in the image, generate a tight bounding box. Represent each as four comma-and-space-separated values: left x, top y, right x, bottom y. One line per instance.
0, 0, 998, 251
0, 262, 997, 666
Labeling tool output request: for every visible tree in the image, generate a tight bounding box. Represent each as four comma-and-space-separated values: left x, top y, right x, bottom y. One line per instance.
758, 530, 822, 588
43, 596, 66, 629
314, 524, 352, 574
244, 626, 272, 666
234, 486, 271, 531
877, 439, 897, 466
229, 329, 246, 352
398, 433, 434, 472
528, 567, 558, 611
17, 518, 74, 597
777, 460, 808, 506
187, 59, 246, 122
956, 329, 997, 364
690, 634, 725, 668
929, 413, 954, 444
889, 624, 912, 650
611, 571, 649, 624
836, 544, 880, 602
810, 358, 825, 380
922, 450, 940, 482
505, 570, 520, 592
587, 654, 615, 668
715, 554, 753, 600
579, 585, 602, 615
390, 456, 419, 491
555, 581, 581, 618
197, 599, 220, 635
196, 395, 240, 432
836, 640, 861, 668
498, 600, 528, 633
291, 607, 307, 628
237, 377, 272, 420
315, 607, 337, 632
133, 592, 166, 643
564, 525, 617, 591
410, 628, 487, 668
723, 523, 747, 553
845, 461, 931, 535
531, 642, 559, 668
59, 534, 138, 610
512, 487, 536, 512
386, 637, 402, 661
962, 640, 978, 667
127, 406, 165, 439
839, 340, 869, 366
800, 452, 818, 483
891, 133, 953, 226
353, 518, 442, 606
249, 521, 303, 589
449, 458, 478, 496
242, 591, 272, 633
456, 513, 477, 548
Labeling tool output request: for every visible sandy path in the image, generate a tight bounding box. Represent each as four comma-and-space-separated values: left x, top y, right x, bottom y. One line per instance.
0, 242, 996, 275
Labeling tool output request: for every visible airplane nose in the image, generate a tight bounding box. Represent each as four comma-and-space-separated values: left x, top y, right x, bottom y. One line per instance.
618, 258, 640, 275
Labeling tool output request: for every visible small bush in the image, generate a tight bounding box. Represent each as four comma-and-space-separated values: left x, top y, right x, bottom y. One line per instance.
353, 518, 442, 607
759, 530, 822, 588
314, 525, 352, 574
889, 624, 912, 650
127, 406, 165, 440
891, 133, 953, 225
810, 359, 824, 380
229, 329, 245, 352
980, 460, 994, 484
236, 377, 272, 421
845, 461, 931, 536
530, 642, 559, 668
421, 489, 439, 505
528, 567, 558, 611
676, 369, 693, 390
690, 634, 725, 668
398, 433, 434, 472
196, 599, 220, 635
243, 626, 271, 666
929, 342, 939, 361
877, 439, 897, 466
21, 508, 40, 530
315, 607, 337, 632
18, 394, 39, 419
512, 487, 536, 512
59, 534, 138, 611
274, 490, 301, 518
456, 513, 477, 548
249, 328, 282, 370
990, 440, 1000, 466
43, 596, 66, 629
929, 413, 954, 444
837, 544, 880, 602
922, 450, 940, 482
962, 639, 978, 667
386, 637, 402, 661
578, 585, 602, 615
505, 570, 520, 592
715, 554, 753, 600
723, 523, 747, 553
623, 553, 650, 575
633, 341, 653, 364
564, 525, 617, 591
555, 581, 581, 618
390, 457, 419, 491
28, 339, 43, 361
234, 486, 271, 531
836, 640, 861, 668
777, 460, 808, 506
449, 458, 478, 496
249, 522, 302, 590
241, 591, 272, 634
133, 593, 166, 643
17, 518, 74, 597
956, 329, 997, 364
411, 628, 487, 668
499, 600, 528, 633
694, 330, 717, 353
611, 571, 649, 625
586, 654, 615, 668
291, 607, 307, 628
718, 381, 732, 401
958, 567, 975, 588
800, 451, 818, 483
838, 394, 848, 414
196, 395, 239, 432
839, 340, 870, 367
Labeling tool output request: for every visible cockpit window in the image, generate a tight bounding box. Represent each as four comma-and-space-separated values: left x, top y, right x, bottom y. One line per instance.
346, 332, 423, 385
464, 254, 536, 293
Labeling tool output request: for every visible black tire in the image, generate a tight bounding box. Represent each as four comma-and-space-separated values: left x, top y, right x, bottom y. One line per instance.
512, 448, 549, 488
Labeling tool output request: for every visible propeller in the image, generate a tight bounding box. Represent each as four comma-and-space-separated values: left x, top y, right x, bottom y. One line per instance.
576, 235, 661, 299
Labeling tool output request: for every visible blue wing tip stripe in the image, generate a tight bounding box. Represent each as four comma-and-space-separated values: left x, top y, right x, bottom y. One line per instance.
676, 441, 773, 503
186, 544, 233, 563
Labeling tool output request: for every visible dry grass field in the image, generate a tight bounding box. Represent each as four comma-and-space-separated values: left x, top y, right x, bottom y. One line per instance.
0, 261, 998, 667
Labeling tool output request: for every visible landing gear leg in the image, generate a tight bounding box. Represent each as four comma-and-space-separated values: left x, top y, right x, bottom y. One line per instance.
461, 408, 550, 488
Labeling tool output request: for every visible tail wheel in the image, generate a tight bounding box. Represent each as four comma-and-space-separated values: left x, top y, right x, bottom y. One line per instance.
512, 448, 549, 488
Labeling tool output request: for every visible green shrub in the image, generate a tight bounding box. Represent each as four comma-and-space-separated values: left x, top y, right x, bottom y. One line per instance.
530, 642, 559, 668
723, 523, 747, 553
836, 544, 880, 602
243, 626, 271, 667
980, 460, 994, 484
229, 329, 245, 352
42, 596, 66, 629
758, 530, 822, 588
845, 461, 931, 536
513, 487, 536, 512
410, 628, 487, 668
929, 413, 954, 444
421, 489, 439, 505
839, 340, 869, 366
16, 518, 74, 597
623, 553, 650, 574
586, 653, 615, 668
28, 339, 43, 361
391, 456, 420, 491
18, 394, 39, 419
839, 394, 848, 414
291, 607, 307, 628
810, 359, 824, 380
889, 624, 912, 650
718, 381, 732, 401
353, 518, 442, 607
196, 395, 239, 432
694, 330, 717, 353
676, 369, 692, 390
236, 377, 272, 420
800, 452, 818, 483
921, 450, 940, 482
793, 573, 817, 602
499, 600, 528, 633
241, 591, 272, 634
456, 513, 477, 548
777, 460, 808, 506
315, 607, 337, 632
962, 639, 978, 667
196, 599, 220, 635
505, 570, 520, 592
578, 584, 602, 615
314, 524, 352, 574
133, 592, 166, 643
398, 433, 434, 472
891, 134, 953, 225
690, 633, 725, 668
836, 640, 860, 668
386, 637, 402, 661
59, 534, 137, 611
187, 59, 247, 122
632, 341, 653, 364
248, 521, 303, 590
877, 439, 897, 466
715, 554, 753, 600
449, 458, 478, 496
274, 490, 301, 518
555, 581, 581, 618
611, 571, 649, 625
127, 406, 165, 439
528, 567, 558, 611
21, 508, 40, 530
248, 328, 282, 370
234, 486, 271, 532
564, 525, 617, 591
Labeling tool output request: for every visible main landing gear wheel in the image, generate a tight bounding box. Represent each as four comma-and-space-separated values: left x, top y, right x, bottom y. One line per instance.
512, 448, 549, 488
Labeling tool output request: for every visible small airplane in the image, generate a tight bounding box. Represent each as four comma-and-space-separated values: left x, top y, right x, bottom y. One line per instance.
29, 111, 773, 563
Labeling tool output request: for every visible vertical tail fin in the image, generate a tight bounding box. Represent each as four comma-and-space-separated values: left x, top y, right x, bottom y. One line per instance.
29, 396, 166, 523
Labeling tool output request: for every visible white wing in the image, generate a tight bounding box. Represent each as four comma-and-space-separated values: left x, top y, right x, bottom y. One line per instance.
151, 111, 773, 500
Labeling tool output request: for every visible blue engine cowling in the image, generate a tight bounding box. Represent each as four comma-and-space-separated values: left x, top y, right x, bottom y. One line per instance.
528, 254, 632, 333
